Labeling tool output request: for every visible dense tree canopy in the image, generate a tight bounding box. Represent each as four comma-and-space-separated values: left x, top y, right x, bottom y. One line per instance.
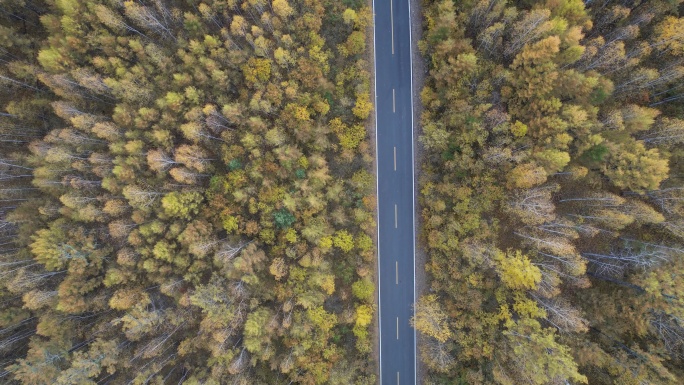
417, 0, 684, 384
0, 0, 376, 383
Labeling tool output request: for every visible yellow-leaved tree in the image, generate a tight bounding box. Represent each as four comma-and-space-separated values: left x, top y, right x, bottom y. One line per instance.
411, 294, 452, 343
494, 250, 542, 291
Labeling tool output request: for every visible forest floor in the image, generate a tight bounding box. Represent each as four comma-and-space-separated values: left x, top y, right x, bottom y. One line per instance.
409, 0, 428, 383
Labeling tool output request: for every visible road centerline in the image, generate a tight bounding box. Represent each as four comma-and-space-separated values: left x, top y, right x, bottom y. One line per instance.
394, 146, 397, 170
394, 204, 398, 228
393, 88, 396, 112
390, 0, 394, 55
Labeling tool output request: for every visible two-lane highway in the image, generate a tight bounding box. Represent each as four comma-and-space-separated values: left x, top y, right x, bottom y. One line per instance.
373, 0, 416, 383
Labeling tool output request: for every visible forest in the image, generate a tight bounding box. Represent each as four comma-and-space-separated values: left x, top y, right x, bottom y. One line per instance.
415, 0, 684, 384
0, 0, 378, 384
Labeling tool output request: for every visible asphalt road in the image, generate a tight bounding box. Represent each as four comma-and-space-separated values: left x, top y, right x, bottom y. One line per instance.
373, 0, 416, 383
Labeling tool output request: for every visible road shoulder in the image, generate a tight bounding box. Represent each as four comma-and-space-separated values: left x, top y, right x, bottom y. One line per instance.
409, 0, 428, 383
365, 0, 380, 381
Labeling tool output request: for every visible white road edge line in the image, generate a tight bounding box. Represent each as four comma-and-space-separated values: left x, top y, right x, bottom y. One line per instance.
370, 0, 381, 382
407, 0, 418, 382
